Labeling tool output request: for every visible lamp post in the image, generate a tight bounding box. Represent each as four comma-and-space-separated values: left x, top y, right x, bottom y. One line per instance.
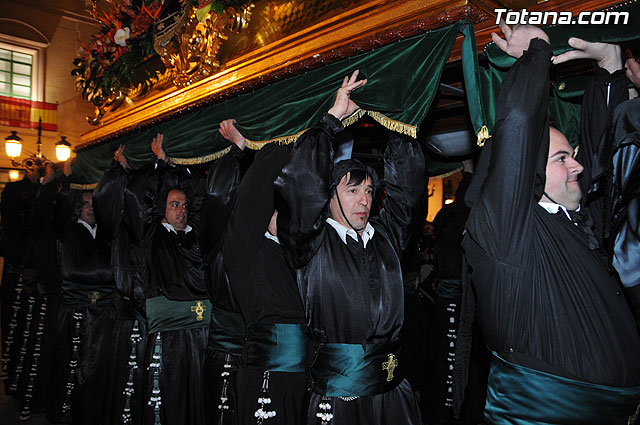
4, 118, 72, 174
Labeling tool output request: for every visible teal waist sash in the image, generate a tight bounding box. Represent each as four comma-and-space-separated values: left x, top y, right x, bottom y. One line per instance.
210, 307, 245, 356
62, 281, 115, 307
485, 352, 640, 425
311, 340, 402, 397
245, 323, 307, 373
146, 296, 212, 333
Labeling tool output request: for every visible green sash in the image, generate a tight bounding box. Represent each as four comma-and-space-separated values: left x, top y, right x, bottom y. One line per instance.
210, 307, 245, 356
485, 352, 640, 424
146, 296, 211, 333
245, 323, 307, 372
311, 340, 402, 397
62, 281, 114, 307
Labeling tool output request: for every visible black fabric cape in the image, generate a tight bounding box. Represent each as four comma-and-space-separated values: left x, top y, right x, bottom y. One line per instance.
460, 39, 640, 396
223, 142, 308, 425
275, 113, 425, 425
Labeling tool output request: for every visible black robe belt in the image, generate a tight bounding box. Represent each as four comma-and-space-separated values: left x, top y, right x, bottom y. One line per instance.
146, 296, 212, 333
210, 307, 245, 356
244, 323, 307, 372
311, 339, 402, 397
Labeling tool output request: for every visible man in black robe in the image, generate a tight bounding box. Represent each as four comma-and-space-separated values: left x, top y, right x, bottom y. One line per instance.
125, 135, 209, 425
427, 160, 488, 425
0, 169, 39, 390
217, 121, 307, 425
275, 71, 425, 425
606, 54, 640, 327
200, 121, 248, 425
47, 180, 117, 425
459, 23, 640, 424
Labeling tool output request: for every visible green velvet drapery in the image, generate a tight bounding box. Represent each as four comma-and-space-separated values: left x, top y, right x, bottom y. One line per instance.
462, 0, 640, 148
72, 21, 470, 184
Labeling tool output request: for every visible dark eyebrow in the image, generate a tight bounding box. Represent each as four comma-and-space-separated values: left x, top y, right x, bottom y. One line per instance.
548, 150, 572, 158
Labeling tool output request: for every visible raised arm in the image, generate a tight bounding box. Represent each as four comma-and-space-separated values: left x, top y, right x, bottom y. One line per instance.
555, 39, 628, 196
374, 131, 426, 256
200, 119, 246, 258
93, 147, 130, 241
224, 142, 291, 295
468, 24, 552, 263
276, 71, 366, 268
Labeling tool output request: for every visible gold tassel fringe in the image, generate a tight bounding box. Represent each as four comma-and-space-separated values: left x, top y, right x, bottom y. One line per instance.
169, 146, 231, 165
340, 109, 367, 128
428, 166, 463, 181
245, 130, 307, 150
477, 125, 490, 147
152, 110, 418, 165
70, 183, 98, 190
365, 111, 417, 139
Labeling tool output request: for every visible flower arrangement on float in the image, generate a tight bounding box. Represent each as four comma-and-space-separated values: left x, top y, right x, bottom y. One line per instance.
72, 0, 252, 109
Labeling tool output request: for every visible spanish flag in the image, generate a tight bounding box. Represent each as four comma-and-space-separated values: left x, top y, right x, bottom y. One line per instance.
0, 95, 57, 131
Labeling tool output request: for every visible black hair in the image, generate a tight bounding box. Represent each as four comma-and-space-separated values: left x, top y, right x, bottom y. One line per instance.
330, 158, 379, 195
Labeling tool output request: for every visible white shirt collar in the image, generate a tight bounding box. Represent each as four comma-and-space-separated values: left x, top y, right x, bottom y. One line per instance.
326, 217, 375, 248
77, 219, 97, 239
162, 222, 193, 234
264, 231, 280, 244
538, 201, 580, 221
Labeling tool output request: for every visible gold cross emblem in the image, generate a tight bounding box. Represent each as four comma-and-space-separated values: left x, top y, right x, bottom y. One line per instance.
88, 291, 100, 304
382, 353, 398, 382
190, 301, 206, 321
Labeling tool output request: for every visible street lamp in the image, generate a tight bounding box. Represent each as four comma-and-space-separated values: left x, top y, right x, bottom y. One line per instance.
55, 136, 72, 161
3, 118, 72, 173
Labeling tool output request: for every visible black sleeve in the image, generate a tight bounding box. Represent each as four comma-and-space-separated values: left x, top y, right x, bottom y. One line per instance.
93, 163, 129, 241
200, 145, 244, 259
275, 113, 342, 268
124, 162, 162, 248
54, 180, 80, 241
578, 66, 628, 240
466, 38, 553, 265
375, 131, 426, 257
578, 66, 628, 193
223, 143, 291, 302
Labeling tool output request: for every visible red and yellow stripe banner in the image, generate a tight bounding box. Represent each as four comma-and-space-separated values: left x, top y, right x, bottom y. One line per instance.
0, 96, 57, 131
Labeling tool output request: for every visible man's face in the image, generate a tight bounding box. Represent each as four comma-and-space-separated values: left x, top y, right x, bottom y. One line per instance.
542, 128, 584, 211
164, 189, 188, 231
329, 173, 373, 233
80, 191, 96, 226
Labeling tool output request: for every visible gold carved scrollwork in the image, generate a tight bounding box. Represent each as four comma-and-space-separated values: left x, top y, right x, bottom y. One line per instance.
155, 4, 254, 88
86, 90, 132, 126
